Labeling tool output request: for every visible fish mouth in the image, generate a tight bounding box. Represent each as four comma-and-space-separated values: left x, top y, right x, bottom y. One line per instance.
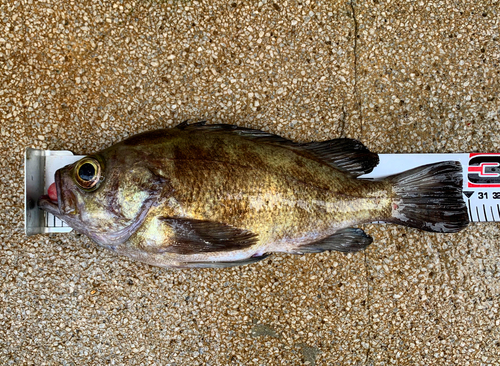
38, 169, 78, 217
38, 169, 62, 216
38, 194, 60, 216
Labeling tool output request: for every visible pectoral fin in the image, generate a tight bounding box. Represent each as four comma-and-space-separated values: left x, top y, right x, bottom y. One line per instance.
298, 228, 373, 253
151, 217, 258, 255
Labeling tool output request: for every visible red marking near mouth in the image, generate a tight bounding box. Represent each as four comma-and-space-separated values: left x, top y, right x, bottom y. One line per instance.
48, 182, 58, 202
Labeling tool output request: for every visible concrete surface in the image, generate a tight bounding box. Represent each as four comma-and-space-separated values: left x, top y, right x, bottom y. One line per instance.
1, 0, 499, 364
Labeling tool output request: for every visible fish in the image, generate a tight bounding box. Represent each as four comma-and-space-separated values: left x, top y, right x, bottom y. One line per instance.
38, 121, 469, 268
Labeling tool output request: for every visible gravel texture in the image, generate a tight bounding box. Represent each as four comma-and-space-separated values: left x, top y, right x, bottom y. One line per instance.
1, 0, 499, 365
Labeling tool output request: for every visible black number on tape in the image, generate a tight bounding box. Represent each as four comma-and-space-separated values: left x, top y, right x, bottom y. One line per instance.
478, 192, 488, 199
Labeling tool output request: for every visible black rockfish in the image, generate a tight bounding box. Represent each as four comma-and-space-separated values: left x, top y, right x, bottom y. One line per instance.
39, 122, 469, 268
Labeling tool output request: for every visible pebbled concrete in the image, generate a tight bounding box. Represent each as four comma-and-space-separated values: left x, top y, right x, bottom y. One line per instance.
1, 0, 499, 365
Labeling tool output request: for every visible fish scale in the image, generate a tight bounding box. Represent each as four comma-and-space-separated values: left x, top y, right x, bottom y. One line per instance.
165, 146, 388, 250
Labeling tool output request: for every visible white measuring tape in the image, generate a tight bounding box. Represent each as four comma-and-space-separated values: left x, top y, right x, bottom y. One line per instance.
25, 149, 500, 235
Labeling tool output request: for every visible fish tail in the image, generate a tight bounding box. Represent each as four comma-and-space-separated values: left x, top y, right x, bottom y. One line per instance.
387, 161, 469, 233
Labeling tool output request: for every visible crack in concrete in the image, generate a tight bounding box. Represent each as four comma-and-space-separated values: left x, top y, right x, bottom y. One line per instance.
349, 0, 364, 139
349, 3, 372, 362
348, 1, 373, 358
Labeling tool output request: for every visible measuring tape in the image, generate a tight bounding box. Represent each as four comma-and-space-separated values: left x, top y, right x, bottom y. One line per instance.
24, 150, 500, 235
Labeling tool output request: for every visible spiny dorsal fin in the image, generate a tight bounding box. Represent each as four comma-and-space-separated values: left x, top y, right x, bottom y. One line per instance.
176, 120, 295, 146
175, 121, 378, 176
152, 217, 258, 255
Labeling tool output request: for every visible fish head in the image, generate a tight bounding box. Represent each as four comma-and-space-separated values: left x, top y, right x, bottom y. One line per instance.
39, 146, 166, 247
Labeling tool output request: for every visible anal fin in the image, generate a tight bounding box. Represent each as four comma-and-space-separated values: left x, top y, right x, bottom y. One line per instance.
298, 228, 373, 254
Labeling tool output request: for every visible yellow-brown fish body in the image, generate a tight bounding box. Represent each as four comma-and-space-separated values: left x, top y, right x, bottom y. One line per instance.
39, 122, 468, 268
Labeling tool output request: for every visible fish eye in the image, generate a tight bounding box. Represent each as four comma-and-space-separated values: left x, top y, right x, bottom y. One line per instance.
75, 158, 102, 190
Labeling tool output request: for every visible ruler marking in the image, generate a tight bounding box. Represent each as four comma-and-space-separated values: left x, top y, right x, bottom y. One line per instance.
467, 200, 473, 222
484, 205, 488, 222
491, 206, 495, 221
476, 206, 481, 222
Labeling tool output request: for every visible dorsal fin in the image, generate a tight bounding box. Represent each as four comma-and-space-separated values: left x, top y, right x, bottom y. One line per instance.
175, 120, 295, 146
299, 138, 379, 177
175, 121, 379, 176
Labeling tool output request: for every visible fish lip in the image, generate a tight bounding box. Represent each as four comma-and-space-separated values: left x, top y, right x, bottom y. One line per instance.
38, 169, 77, 218
38, 195, 60, 216
55, 169, 78, 216
55, 169, 63, 212
38, 170, 63, 217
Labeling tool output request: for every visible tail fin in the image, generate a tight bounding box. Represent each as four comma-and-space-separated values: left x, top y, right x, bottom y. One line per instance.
387, 161, 469, 233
